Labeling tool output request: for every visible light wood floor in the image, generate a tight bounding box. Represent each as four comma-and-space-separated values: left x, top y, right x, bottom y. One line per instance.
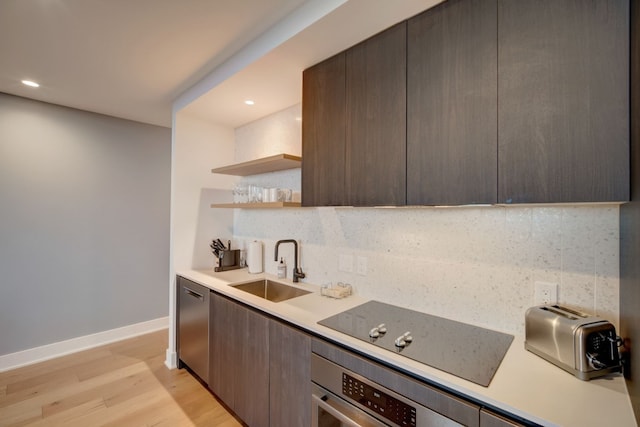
0, 330, 243, 427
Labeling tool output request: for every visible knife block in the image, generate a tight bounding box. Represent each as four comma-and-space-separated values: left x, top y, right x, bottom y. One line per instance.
214, 249, 241, 272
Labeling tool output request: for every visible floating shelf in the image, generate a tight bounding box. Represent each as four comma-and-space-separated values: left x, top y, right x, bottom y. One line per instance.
211, 153, 301, 176
210, 202, 302, 209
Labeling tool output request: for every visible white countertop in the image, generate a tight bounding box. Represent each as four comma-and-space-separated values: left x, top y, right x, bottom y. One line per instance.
178, 268, 637, 427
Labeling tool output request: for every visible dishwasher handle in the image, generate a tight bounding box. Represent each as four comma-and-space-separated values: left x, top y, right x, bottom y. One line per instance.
183, 287, 204, 301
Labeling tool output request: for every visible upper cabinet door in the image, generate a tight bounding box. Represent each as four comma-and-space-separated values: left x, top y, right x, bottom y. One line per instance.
346, 22, 407, 206
302, 53, 347, 207
498, 0, 630, 204
407, 0, 498, 206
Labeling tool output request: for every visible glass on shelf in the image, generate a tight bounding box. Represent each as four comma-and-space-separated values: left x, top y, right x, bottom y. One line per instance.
231, 185, 296, 205
280, 188, 292, 202
233, 184, 248, 204
248, 184, 263, 203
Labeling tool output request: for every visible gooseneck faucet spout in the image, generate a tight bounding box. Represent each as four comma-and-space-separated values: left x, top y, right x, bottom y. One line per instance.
274, 239, 305, 282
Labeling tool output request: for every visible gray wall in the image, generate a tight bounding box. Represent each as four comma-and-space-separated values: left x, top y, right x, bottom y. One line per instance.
0, 93, 171, 356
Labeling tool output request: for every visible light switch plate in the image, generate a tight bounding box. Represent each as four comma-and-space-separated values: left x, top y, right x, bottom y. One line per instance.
356, 256, 368, 276
339, 254, 353, 273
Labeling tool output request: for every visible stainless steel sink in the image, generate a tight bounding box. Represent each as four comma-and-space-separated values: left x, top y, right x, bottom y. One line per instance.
231, 279, 311, 302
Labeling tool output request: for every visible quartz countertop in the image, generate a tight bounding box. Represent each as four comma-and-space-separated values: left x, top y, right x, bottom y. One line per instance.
177, 268, 637, 427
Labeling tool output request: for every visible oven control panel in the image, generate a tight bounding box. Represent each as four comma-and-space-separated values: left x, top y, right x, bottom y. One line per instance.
343, 373, 416, 427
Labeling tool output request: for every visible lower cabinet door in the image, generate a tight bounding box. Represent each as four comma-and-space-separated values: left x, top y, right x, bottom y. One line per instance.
269, 320, 311, 426
234, 302, 270, 427
209, 291, 236, 408
209, 292, 269, 427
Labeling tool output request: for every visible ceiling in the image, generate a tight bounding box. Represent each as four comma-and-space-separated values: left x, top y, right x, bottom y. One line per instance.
0, 0, 441, 129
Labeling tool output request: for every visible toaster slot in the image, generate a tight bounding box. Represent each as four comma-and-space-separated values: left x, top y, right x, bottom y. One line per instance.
540, 305, 588, 320
553, 305, 589, 318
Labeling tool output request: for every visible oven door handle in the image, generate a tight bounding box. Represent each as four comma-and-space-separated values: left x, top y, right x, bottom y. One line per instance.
312, 394, 364, 427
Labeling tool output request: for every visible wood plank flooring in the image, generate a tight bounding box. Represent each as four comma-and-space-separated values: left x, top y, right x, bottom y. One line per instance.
0, 330, 243, 427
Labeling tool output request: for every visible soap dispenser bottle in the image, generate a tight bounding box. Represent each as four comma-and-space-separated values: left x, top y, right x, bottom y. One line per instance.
277, 257, 287, 279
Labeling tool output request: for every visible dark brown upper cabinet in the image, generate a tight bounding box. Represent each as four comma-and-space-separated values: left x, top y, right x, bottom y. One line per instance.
303, 23, 406, 207
497, 0, 630, 204
302, 53, 346, 207
407, 0, 498, 206
302, 0, 630, 207
346, 22, 407, 206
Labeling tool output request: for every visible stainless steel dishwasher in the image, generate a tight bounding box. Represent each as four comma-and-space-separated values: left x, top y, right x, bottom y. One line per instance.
177, 276, 209, 383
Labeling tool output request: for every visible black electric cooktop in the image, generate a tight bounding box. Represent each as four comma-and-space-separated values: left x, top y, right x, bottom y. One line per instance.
318, 301, 514, 387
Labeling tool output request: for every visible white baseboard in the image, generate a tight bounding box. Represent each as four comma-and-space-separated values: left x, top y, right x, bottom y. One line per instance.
165, 348, 178, 370
0, 317, 169, 373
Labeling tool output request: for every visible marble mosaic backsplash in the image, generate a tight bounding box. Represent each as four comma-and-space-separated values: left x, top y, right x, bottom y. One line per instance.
233, 205, 619, 336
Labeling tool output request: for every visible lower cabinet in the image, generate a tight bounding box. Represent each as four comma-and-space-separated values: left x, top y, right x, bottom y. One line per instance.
269, 320, 311, 426
209, 291, 269, 427
208, 291, 311, 427
199, 286, 528, 426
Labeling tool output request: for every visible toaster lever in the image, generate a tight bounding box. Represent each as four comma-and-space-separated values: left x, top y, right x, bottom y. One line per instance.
607, 335, 624, 347
586, 352, 609, 370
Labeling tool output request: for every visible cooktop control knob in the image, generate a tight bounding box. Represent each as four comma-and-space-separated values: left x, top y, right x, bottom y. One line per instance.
369, 324, 387, 338
394, 332, 412, 348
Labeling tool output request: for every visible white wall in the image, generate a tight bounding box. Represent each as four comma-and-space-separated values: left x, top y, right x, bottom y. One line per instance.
167, 112, 236, 366
171, 113, 236, 271
232, 104, 620, 336
234, 105, 302, 162
0, 93, 171, 356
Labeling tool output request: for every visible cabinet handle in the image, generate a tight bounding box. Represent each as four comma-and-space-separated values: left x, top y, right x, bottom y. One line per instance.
183, 287, 204, 301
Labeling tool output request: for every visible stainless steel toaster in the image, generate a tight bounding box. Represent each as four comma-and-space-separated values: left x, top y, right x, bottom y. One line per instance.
525, 305, 621, 380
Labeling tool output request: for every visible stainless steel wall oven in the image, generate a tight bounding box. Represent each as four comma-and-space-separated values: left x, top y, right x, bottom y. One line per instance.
311, 353, 463, 427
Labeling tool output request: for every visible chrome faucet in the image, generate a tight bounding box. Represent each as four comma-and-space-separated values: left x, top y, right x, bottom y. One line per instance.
274, 239, 305, 282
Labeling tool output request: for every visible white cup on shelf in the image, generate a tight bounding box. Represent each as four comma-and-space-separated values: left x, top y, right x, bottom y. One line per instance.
269, 188, 279, 202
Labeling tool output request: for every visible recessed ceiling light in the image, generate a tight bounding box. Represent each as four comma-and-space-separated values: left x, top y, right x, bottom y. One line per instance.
21, 80, 40, 88
244, 100, 255, 105
295, 117, 302, 121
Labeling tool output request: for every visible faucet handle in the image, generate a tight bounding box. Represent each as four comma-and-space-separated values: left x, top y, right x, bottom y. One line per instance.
292, 267, 305, 282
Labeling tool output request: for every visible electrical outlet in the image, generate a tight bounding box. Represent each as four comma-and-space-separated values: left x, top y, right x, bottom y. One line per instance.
534, 281, 558, 305
338, 254, 353, 273
356, 256, 368, 276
